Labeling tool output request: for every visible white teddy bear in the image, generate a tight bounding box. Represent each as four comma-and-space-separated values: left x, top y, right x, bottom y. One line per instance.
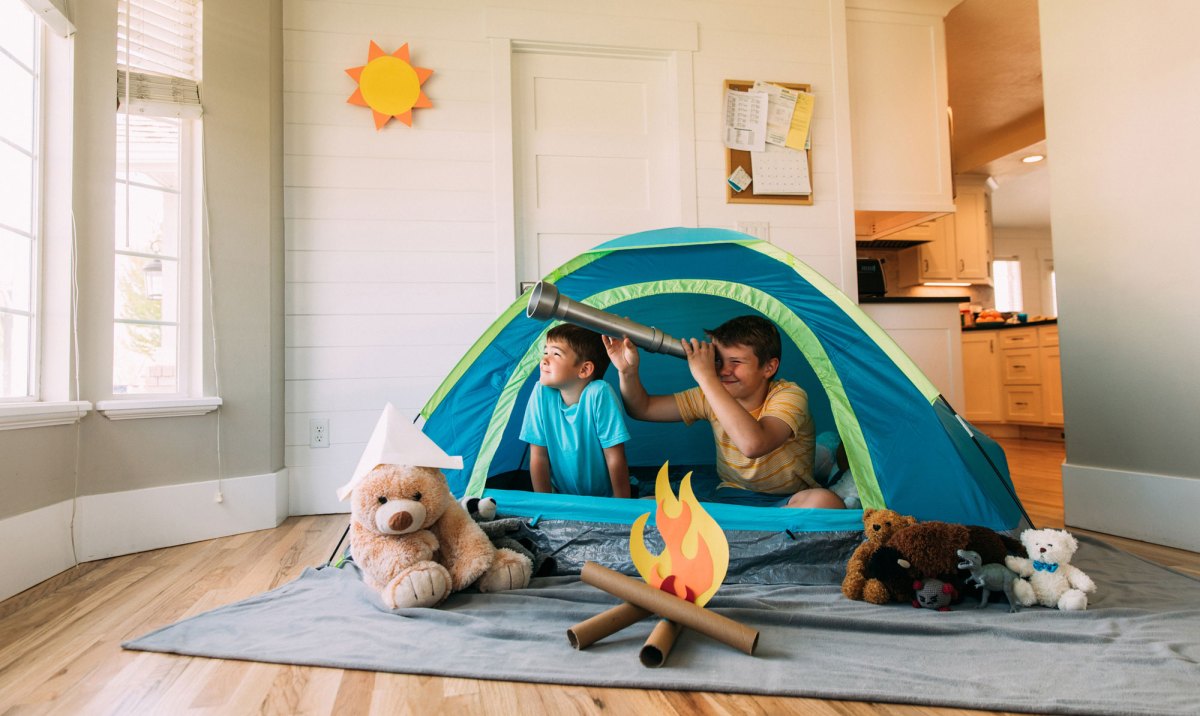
1005, 528, 1096, 611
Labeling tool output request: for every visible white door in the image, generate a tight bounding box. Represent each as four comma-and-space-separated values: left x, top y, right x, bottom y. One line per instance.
512, 50, 679, 286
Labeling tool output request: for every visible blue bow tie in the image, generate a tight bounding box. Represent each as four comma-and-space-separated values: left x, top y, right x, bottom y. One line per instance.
1033, 560, 1058, 573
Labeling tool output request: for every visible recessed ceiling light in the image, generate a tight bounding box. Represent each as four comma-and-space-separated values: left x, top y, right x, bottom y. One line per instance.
1021, 154, 1045, 164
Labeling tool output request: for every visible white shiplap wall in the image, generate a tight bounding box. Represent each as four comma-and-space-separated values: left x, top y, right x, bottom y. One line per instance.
283, 0, 858, 515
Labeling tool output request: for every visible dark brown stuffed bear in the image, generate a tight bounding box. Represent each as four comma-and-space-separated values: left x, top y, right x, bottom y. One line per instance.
863, 522, 1025, 604
841, 508, 918, 601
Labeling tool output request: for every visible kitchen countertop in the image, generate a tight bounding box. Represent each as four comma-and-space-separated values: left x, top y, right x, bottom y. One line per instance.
963, 318, 1058, 331
858, 295, 970, 304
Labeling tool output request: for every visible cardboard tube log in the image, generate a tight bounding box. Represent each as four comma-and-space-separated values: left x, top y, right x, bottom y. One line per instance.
526, 281, 687, 359
566, 602, 651, 650
639, 619, 684, 668
580, 562, 759, 655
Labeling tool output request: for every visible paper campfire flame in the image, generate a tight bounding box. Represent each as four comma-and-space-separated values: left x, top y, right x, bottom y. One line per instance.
630, 463, 730, 607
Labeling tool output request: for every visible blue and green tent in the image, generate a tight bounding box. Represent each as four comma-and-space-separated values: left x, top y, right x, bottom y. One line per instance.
420, 227, 1027, 536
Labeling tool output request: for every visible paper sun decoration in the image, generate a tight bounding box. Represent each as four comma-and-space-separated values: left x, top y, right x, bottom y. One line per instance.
630, 463, 730, 607
346, 41, 433, 129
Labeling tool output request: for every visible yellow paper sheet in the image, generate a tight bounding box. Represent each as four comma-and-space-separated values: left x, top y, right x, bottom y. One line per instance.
785, 91, 815, 151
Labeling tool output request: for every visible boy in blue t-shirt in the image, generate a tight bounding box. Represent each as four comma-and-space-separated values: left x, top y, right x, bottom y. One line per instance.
519, 324, 632, 498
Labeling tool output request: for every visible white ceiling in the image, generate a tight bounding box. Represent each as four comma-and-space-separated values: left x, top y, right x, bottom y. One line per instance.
989, 164, 1050, 231
973, 139, 1051, 232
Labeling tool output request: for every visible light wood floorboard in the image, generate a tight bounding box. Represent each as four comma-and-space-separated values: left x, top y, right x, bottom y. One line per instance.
1, 438, 1196, 715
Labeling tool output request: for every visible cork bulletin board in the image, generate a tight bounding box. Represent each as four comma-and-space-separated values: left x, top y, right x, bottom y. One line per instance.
723, 79, 814, 206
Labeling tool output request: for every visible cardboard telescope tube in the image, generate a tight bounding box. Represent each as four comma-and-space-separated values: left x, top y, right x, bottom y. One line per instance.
580, 562, 759, 655
566, 602, 651, 649
639, 619, 684, 668
526, 281, 687, 359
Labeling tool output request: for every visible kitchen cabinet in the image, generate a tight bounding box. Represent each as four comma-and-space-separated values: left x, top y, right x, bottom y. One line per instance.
847, 2, 956, 238
961, 331, 1003, 422
962, 323, 1063, 429
897, 178, 994, 285
1001, 326, 1042, 423
1040, 327, 1063, 425
953, 180, 992, 280
861, 300, 964, 409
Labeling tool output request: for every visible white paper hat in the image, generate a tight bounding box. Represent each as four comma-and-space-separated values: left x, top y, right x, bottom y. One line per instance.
336, 403, 463, 501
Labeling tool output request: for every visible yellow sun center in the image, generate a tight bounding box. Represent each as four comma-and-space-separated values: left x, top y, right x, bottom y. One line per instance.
359, 56, 421, 116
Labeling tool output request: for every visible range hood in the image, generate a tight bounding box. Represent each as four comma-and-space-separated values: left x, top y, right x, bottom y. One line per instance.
855, 237, 930, 249
854, 209, 951, 245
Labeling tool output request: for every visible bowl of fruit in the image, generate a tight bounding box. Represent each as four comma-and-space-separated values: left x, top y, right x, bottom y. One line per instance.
975, 309, 1006, 325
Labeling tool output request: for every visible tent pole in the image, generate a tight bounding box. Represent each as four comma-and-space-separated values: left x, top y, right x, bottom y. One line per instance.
940, 397, 1036, 530
326, 522, 351, 567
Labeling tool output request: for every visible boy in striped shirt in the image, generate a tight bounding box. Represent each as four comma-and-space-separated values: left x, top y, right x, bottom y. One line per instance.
603, 316, 845, 509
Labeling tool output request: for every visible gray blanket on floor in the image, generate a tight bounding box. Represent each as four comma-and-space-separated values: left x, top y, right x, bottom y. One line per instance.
124, 534, 1200, 716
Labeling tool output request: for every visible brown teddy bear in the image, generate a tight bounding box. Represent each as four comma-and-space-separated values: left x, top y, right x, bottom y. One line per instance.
349, 464, 532, 609
864, 521, 1025, 604
841, 508, 918, 602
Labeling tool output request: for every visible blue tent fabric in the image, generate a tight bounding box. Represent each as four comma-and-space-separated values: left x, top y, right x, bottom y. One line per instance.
421, 227, 1026, 531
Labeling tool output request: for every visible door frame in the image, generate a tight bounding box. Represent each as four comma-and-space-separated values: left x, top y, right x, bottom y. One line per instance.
487, 10, 698, 311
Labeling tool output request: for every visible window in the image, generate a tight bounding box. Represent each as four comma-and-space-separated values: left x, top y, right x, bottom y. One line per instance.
0, 0, 39, 401
993, 258, 1023, 313
113, 0, 202, 397
1047, 261, 1058, 318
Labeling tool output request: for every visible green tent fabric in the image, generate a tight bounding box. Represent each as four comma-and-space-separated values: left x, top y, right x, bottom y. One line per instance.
420, 228, 1026, 532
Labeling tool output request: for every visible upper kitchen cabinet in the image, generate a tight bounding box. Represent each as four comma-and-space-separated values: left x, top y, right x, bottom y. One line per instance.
951, 177, 992, 280
897, 175, 994, 285
847, 1, 959, 240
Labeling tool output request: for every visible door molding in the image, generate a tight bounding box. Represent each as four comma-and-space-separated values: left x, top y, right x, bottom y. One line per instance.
487, 12, 697, 310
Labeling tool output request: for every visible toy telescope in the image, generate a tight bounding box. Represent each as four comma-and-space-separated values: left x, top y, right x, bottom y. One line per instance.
526, 281, 687, 359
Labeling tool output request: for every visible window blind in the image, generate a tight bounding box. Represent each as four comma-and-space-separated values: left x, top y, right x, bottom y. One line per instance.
117, 0, 201, 118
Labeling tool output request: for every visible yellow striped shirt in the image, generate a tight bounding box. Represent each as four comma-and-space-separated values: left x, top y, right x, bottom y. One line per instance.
674, 380, 817, 495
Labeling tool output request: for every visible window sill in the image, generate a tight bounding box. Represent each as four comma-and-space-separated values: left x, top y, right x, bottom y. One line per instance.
95, 397, 223, 421
0, 401, 92, 431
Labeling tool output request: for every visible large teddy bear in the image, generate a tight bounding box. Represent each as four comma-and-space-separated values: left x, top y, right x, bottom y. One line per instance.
863, 521, 1024, 604
841, 508, 918, 602
349, 464, 532, 609
1005, 528, 1095, 611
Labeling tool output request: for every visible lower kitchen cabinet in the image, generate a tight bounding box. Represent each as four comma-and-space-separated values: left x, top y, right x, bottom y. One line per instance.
961, 331, 1003, 422
1003, 385, 1044, 423
962, 323, 1063, 428
1040, 331, 1063, 426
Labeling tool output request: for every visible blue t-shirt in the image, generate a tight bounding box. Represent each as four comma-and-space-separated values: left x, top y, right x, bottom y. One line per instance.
519, 380, 631, 496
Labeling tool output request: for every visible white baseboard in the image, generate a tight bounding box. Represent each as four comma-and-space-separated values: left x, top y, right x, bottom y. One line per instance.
0, 501, 77, 603
289, 466, 350, 516
74, 469, 290, 562
1063, 462, 1200, 552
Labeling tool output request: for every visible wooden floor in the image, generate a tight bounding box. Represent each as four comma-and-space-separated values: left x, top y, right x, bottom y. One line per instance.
2, 438, 1197, 715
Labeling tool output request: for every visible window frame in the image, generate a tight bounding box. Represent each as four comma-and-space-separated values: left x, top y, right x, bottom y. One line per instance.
110, 112, 200, 400
97, 0, 218, 418
0, 2, 42, 404
0, 0, 89, 430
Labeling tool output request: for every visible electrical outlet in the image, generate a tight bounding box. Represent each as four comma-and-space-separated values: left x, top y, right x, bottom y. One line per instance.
309, 418, 330, 448
737, 221, 770, 242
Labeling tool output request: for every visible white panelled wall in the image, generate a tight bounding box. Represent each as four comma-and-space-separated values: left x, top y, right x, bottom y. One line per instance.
282, 0, 860, 514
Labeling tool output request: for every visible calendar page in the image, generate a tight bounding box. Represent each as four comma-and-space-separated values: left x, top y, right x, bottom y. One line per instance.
751, 145, 810, 195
